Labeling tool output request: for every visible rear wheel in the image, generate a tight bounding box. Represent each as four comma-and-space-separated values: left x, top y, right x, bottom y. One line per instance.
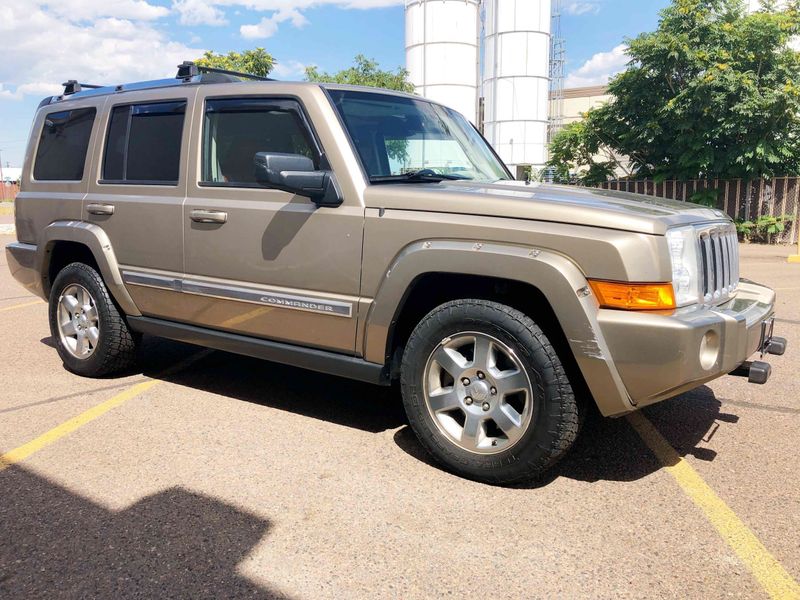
400, 299, 580, 485
49, 262, 139, 377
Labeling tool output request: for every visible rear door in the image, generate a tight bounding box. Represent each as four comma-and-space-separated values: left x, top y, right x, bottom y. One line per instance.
181, 89, 364, 354
84, 88, 197, 318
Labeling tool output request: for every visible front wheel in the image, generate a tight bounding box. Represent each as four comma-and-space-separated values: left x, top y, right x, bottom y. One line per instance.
49, 262, 139, 377
400, 299, 581, 485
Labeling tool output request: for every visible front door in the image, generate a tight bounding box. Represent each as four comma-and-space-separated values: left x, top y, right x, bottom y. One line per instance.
181, 93, 363, 354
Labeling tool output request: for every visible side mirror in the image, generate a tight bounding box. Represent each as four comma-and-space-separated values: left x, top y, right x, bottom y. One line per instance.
254, 152, 342, 207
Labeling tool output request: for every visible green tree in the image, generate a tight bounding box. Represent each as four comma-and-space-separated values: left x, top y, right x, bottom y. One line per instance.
547, 121, 628, 185
304, 54, 415, 93
548, 0, 800, 184
196, 48, 275, 78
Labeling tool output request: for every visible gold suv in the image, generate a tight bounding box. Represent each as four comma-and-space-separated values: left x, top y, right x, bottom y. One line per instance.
5, 64, 786, 484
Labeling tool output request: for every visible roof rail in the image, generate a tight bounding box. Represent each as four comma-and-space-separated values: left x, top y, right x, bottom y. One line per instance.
62, 80, 105, 96
175, 61, 274, 82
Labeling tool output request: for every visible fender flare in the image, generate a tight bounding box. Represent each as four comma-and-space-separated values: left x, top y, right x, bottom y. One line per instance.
362, 239, 634, 416
39, 220, 141, 316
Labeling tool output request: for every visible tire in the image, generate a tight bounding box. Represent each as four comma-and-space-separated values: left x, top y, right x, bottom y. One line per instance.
48, 262, 139, 377
400, 299, 580, 485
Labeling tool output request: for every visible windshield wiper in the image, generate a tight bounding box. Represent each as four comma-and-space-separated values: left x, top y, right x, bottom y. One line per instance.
369, 170, 472, 184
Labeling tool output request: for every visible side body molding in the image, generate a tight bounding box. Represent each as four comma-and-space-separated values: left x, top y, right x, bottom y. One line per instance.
362, 240, 635, 416
39, 220, 142, 316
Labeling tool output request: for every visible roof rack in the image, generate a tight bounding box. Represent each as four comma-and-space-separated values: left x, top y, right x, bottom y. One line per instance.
175, 61, 273, 82
48, 62, 277, 105
62, 80, 105, 96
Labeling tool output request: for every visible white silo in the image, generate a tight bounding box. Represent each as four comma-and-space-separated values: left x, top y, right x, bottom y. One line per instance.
405, 0, 481, 122
483, 0, 552, 169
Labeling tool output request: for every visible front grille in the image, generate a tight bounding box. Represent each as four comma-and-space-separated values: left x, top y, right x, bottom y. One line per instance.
698, 223, 739, 304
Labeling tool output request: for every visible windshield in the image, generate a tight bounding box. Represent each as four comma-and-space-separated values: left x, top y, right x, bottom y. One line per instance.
326, 89, 510, 184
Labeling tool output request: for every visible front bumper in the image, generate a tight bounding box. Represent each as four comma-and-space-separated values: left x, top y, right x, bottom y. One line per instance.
6, 242, 45, 299
598, 280, 778, 412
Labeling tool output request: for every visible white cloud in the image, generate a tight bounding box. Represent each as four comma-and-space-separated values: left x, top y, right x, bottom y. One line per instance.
240, 8, 308, 38
42, 0, 169, 21
170, 0, 402, 37
0, 0, 404, 99
563, 1, 600, 16
271, 59, 308, 78
565, 44, 628, 88
0, 1, 203, 101
173, 0, 228, 25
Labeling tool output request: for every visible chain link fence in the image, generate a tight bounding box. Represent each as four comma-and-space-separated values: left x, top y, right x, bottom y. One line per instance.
594, 177, 799, 244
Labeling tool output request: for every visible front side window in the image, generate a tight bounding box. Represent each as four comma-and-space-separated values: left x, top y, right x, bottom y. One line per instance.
33, 107, 96, 181
103, 100, 186, 184
326, 89, 510, 183
202, 98, 316, 186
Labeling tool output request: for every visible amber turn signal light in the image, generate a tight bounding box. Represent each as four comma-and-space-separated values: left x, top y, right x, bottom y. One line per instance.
588, 280, 676, 311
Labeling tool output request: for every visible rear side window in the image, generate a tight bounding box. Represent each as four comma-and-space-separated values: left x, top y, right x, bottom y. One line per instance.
103, 100, 186, 184
33, 108, 96, 181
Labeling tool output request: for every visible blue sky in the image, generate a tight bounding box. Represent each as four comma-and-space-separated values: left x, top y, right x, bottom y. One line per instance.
0, 0, 670, 167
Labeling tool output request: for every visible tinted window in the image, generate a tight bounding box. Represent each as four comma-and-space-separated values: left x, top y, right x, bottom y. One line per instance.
33, 108, 96, 181
202, 98, 315, 185
103, 101, 186, 183
103, 106, 127, 181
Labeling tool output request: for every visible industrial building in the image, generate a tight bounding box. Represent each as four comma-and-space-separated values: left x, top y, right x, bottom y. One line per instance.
405, 0, 561, 173
404, 0, 797, 174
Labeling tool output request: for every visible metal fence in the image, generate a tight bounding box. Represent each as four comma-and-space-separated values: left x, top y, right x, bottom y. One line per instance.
595, 177, 800, 244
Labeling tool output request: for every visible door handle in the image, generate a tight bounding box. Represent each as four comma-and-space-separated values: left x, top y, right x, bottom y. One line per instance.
86, 203, 115, 216
190, 209, 228, 224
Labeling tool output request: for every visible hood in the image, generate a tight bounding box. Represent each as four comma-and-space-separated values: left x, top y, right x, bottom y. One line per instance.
363, 180, 730, 235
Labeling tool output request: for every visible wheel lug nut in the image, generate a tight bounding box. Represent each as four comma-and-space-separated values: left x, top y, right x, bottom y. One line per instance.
461, 377, 470, 386
482, 402, 490, 412
490, 387, 497, 395
477, 371, 485, 379
464, 396, 473, 406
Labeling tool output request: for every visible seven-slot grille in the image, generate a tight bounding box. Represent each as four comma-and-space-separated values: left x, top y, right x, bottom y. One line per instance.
698, 223, 739, 304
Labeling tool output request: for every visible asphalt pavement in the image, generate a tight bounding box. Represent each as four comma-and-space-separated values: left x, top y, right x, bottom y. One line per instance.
1, 234, 798, 599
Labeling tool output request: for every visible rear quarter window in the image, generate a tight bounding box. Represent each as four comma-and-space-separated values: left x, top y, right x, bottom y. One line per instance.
33, 107, 96, 181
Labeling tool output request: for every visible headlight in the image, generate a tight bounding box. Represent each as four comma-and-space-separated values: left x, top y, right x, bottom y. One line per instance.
666, 226, 701, 307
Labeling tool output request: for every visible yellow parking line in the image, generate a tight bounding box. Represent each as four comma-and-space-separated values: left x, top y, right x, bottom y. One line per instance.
627, 412, 800, 600
0, 380, 159, 472
0, 299, 43, 313
0, 349, 213, 472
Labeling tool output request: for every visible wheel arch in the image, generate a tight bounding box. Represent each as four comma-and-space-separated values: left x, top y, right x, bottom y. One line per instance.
38, 221, 141, 316
386, 272, 575, 376
362, 239, 635, 416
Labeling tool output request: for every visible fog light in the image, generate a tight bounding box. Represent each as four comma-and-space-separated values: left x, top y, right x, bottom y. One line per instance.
699, 330, 720, 370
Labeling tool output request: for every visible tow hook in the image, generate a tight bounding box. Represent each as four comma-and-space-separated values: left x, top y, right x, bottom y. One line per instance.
765, 336, 787, 356
730, 360, 772, 384
756, 318, 787, 357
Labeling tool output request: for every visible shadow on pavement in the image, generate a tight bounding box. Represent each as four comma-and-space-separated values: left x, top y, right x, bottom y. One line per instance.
39, 334, 738, 484
395, 384, 735, 487
0, 465, 285, 599
143, 338, 407, 434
